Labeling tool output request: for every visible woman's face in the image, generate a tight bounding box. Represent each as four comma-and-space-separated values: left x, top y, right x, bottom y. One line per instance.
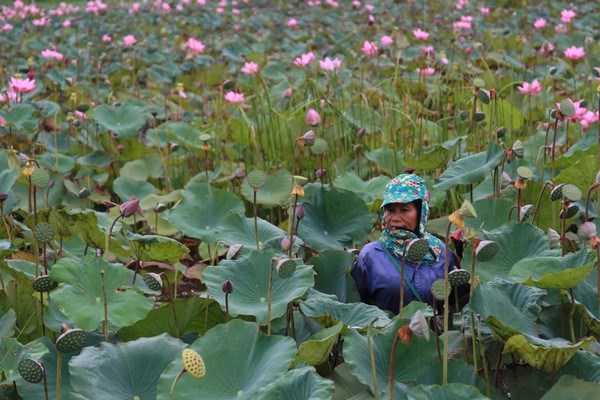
384, 202, 419, 233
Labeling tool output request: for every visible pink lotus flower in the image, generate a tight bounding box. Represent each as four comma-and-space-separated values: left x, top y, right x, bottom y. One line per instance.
284, 88, 293, 98
286, 18, 298, 28
480, 7, 489, 14
412, 28, 429, 41
380, 35, 394, 46
306, 109, 321, 126
123, 34, 137, 47
294, 51, 314, 67
540, 42, 555, 55
564, 46, 585, 61
368, 14, 375, 25
364, 3, 374, 11
360, 41, 378, 57
9, 77, 36, 93
0, 117, 6, 127
421, 46, 435, 56
555, 24, 567, 34
41, 49, 64, 61
580, 111, 599, 132
120, 196, 143, 218
185, 37, 205, 56
533, 18, 546, 29
224, 91, 244, 104
517, 79, 542, 96
417, 67, 435, 76
102, 34, 112, 42
453, 20, 471, 30
241, 61, 259, 75
319, 57, 341, 71
63, 20, 72, 28
560, 9, 576, 23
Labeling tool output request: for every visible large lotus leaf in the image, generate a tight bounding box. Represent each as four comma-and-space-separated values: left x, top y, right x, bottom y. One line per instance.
216, 214, 287, 250
299, 293, 391, 330
5, 260, 39, 280
404, 144, 450, 170
504, 334, 595, 372
69, 334, 185, 400
471, 279, 544, 340
0, 168, 18, 195
15, 337, 84, 400
466, 198, 514, 232
344, 319, 437, 399
407, 383, 489, 400
297, 188, 371, 251
558, 350, 600, 382
0, 338, 48, 381
112, 176, 157, 202
416, 359, 488, 391
462, 222, 556, 282
256, 366, 335, 400
2, 278, 42, 341
91, 103, 146, 138
123, 230, 188, 264
49, 256, 154, 330
166, 187, 245, 243
309, 250, 360, 303
241, 169, 292, 208
553, 156, 597, 193
202, 251, 314, 325
39, 152, 76, 174
119, 153, 165, 180
1, 103, 37, 132
157, 319, 296, 400
118, 297, 226, 341
0, 309, 16, 337
541, 375, 600, 399
509, 249, 594, 289
150, 121, 204, 149
296, 321, 343, 367
481, 98, 524, 132
333, 172, 390, 205
329, 362, 374, 400
552, 131, 597, 170
434, 143, 504, 191
364, 147, 403, 175
559, 292, 600, 336
0, 239, 16, 258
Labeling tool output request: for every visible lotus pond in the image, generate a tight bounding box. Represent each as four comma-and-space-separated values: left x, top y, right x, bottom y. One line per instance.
0, 0, 599, 399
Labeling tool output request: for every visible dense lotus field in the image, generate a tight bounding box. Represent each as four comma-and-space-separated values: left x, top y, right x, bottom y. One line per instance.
0, 0, 599, 398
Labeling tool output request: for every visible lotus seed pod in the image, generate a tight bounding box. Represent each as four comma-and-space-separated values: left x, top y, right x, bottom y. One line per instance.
474, 112, 485, 122
246, 170, 267, 189
292, 175, 308, 186
516, 166, 533, 180
30, 168, 50, 188
221, 279, 234, 294
155, 203, 168, 213
302, 130, 316, 146
18, 359, 44, 384
475, 240, 499, 262
473, 77, 486, 88
477, 89, 491, 104
495, 126, 507, 139
448, 268, 470, 287
274, 258, 296, 279
311, 137, 328, 155
578, 222, 597, 241
408, 310, 430, 341
199, 133, 211, 142
547, 228, 561, 248
459, 110, 468, 120
170, 142, 180, 152
56, 328, 88, 353
519, 204, 534, 222
458, 200, 477, 218
182, 349, 206, 378
550, 184, 565, 201
33, 275, 58, 293
142, 273, 163, 291
33, 222, 54, 244
559, 99, 575, 118
512, 140, 524, 158
561, 184, 582, 202
430, 279, 446, 301
226, 244, 244, 260
559, 204, 579, 219
405, 238, 430, 264
500, 171, 512, 189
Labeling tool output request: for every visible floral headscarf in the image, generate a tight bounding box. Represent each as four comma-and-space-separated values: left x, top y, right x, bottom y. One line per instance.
379, 174, 443, 264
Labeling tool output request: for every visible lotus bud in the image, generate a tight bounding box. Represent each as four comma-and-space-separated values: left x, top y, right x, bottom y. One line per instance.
226, 243, 244, 260
234, 167, 245, 178
408, 310, 430, 341
302, 130, 316, 146
221, 279, 234, 294
104, 200, 118, 209
356, 127, 366, 137
578, 222, 597, 241
547, 228, 561, 248
120, 196, 142, 217
295, 204, 305, 219
281, 236, 291, 251
590, 235, 600, 249
495, 126, 507, 139
0, 193, 7, 202
315, 168, 327, 179
306, 109, 321, 126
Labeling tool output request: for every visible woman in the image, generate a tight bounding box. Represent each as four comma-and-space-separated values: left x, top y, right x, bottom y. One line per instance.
352, 174, 459, 314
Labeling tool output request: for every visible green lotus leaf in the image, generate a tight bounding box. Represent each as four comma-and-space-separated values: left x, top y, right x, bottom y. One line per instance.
471, 278, 544, 340
124, 230, 189, 264
5, 260, 37, 280
333, 172, 390, 205
299, 292, 390, 330
256, 366, 335, 400
509, 250, 594, 289
69, 334, 185, 400
344, 319, 437, 399
504, 334, 595, 372
157, 319, 296, 400
1, 337, 49, 382
39, 152, 75, 174
296, 321, 343, 367
119, 153, 166, 181
416, 359, 487, 391
0, 169, 18, 195
49, 256, 154, 331
298, 188, 371, 251
77, 151, 112, 169
481, 98, 524, 132
462, 222, 556, 282
552, 130, 598, 169
91, 103, 146, 138
0, 239, 17, 259
559, 292, 600, 335
240, 169, 292, 208
1, 276, 42, 342
553, 156, 597, 197
1, 103, 37, 132
434, 142, 504, 191
0, 309, 16, 338
309, 250, 360, 303
404, 144, 451, 171
202, 251, 314, 325
216, 214, 287, 250
465, 198, 514, 232
118, 297, 226, 341
558, 350, 600, 382
112, 176, 157, 202
407, 383, 488, 400
364, 147, 404, 176
541, 375, 600, 399
166, 186, 245, 243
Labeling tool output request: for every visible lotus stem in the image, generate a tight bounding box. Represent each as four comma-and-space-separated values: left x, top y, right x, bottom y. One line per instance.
163, 273, 180, 337
100, 270, 109, 342
585, 183, 599, 222
42, 363, 49, 400
561, 201, 568, 257
550, 117, 559, 179
288, 194, 299, 259
266, 263, 274, 335
477, 315, 491, 398
388, 334, 400, 400
253, 189, 259, 250
56, 352, 62, 400
432, 300, 441, 362
469, 243, 478, 371
40, 292, 46, 337
596, 247, 599, 313
442, 222, 451, 385
569, 288, 577, 342
531, 180, 554, 224
0, 201, 12, 241
105, 214, 122, 261
367, 317, 379, 400
225, 291, 230, 322
168, 369, 185, 400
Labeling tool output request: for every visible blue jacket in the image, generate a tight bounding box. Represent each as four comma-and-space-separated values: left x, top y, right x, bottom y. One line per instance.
351, 240, 458, 314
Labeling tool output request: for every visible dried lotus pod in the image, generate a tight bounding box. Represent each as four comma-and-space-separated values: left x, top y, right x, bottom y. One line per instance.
408, 310, 430, 341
